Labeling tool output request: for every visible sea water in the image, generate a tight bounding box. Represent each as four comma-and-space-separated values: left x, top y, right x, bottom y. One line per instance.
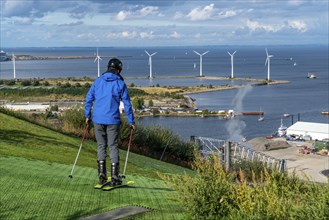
0, 45, 328, 141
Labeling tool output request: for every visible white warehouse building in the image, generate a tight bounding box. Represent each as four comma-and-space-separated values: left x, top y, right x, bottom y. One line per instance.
286, 121, 329, 141
3, 102, 50, 112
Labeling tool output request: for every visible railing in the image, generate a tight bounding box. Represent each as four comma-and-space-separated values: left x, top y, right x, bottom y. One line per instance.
191, 136, 286, 172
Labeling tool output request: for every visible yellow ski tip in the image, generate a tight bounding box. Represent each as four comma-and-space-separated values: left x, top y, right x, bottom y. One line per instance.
127, 180, 134, 184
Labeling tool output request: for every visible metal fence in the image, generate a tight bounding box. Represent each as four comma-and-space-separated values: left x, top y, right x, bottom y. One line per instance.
191, 136, 286, 172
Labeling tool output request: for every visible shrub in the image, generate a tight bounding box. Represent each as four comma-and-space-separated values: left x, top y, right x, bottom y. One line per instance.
32, 80, 40, 86
5, 80, 16, 86
61, 107, 86, 135
21, 80, 31, 86
161, 153, 329, 219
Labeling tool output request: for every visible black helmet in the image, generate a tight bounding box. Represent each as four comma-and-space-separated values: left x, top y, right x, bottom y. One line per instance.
108, 58, 123, 71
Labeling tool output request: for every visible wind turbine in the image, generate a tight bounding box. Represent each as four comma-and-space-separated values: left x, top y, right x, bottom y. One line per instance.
227, 50, 237, 78
265, 48, 273, 81
94, 48, 102, 77
193, 50, 209, 77
145, 50, 157, 79
12, 53, 16, 79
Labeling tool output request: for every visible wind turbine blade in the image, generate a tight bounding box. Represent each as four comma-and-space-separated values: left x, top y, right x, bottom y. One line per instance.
193, 50, 201, 56
99, 56, 102, 60
227, 51, 232, 56
145, 50, 150, 56
151, 52, 157, 56
202, 51, 209, 56
265, 58, 268, 66
265, 48, 269, 56
232, 50, 237, 55
94, 58, 97, 62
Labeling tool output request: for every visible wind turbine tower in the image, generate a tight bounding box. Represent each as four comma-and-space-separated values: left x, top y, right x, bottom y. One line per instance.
145, 50, 157, 79
12, 53, 16, 79
193, 50, 209, 77
265, 48, 273, 81
227, 50, 237, 78
94, 48, 102, 77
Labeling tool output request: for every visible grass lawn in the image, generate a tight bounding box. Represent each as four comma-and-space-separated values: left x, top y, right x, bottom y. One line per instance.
0, 113, 193, 219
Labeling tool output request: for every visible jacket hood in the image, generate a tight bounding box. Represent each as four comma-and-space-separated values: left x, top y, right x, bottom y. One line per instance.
101, 71, 122, 82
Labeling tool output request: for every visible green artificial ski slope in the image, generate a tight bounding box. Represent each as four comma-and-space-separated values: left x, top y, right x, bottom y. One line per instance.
0, 113, 191, 219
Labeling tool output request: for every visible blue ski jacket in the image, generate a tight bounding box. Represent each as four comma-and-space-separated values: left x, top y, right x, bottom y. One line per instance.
84, 71, 135, 125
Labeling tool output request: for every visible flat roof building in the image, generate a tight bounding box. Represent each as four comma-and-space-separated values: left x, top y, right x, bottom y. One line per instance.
3, 102, 50, 112
286, 121, 329, 141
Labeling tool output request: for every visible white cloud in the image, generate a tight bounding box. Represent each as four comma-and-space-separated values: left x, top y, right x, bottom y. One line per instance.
170, 31, 181, 38
173, 11, 184, 20
115, 11, 130, 21
287, 0, 304, 6
12, 17, 34, 25
2, 0, 34, 17
115, 6, 160, 21
138, 6, 159, 17
77, 33, 98, 41
121, 31, 137, 39
140, 31, 155, 39
186, 3, 215, 21
246, 19, 283, 32
219, 10, 237, 18
288, 20, 307, 32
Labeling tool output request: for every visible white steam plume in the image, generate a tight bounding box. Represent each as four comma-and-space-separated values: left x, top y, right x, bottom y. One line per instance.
226, 85, 253, 142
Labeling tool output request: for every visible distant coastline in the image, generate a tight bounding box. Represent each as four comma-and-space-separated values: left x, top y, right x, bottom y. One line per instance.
8, 55, 131, 60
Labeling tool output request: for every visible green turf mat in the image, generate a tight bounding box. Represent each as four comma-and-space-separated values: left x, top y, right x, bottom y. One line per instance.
0, 156, 185, 220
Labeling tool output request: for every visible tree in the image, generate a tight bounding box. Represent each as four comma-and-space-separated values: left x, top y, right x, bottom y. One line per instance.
32, 80, 40, 86
148, 99, 154, 107
132, 97, 144, 110
21, 80, 31, 86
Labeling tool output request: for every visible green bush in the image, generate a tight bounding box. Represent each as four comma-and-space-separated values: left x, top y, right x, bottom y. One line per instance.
32, 80, 40, 86
161, 153, 329, 219
5, 80, 16, 86
21, 80, 31, 86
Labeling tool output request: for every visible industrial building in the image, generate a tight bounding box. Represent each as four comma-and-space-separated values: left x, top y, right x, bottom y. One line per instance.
3, 102, 50, 112
286, 121, 329, 141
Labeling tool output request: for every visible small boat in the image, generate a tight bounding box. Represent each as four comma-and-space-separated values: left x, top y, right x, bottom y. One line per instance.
276, 119, 287, 137
258, 107, 264, 121
321, 111, 329, 115
283, 113, 290, 117
258, 116, 264, 122
307, 72, 317, 79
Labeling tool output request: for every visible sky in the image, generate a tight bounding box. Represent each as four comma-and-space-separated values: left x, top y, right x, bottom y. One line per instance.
0, 0, 328, 47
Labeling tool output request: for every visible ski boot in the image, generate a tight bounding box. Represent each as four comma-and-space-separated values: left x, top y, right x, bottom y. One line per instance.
110, 163, 122, 186
97, 160, 107, 185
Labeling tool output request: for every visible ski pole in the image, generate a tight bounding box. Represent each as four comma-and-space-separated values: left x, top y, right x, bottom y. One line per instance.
68, 124, 89, 179
122, 128, 133, 178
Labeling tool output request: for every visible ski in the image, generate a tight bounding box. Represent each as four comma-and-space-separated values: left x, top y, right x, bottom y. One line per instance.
102, 180, 134, 191
94, 176, 112, 189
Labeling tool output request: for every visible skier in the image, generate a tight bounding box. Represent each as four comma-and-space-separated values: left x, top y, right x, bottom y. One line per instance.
84, 58, 135, 187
